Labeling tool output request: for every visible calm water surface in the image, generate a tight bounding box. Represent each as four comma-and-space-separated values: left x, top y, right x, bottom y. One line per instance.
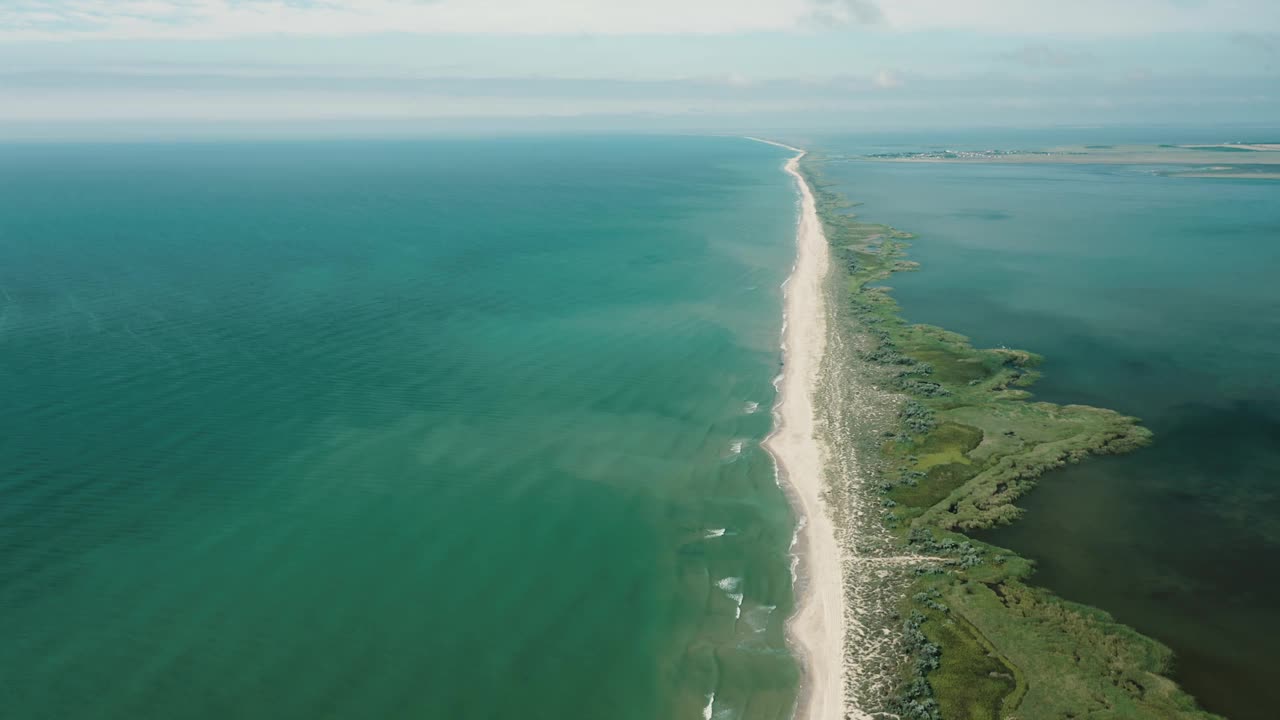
0, 137, 801, 719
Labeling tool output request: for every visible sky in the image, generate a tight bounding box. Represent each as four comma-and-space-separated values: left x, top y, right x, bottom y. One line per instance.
1, 0, 1278, 137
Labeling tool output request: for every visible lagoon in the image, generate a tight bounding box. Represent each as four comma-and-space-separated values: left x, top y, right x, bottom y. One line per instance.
816, 136, 1280, 719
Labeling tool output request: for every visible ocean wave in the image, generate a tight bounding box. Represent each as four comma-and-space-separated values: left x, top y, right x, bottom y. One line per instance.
742, 401, 759, 414
742, 604, 777, 632
704, 528, 726, 539
717, 577, 745, 620
788, 516, 805, 583
703, 692, 716, 720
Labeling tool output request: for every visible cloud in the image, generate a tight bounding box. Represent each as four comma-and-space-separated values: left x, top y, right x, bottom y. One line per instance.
878, 0, 1280, 34
2, 0, 1278, 40
4, 64, 1277, 138
999, 43, 1093, 68
1232, 32, 1280, 54
872, 68, 902, 88
808, 0, 885, 25
0, 0, 829, 39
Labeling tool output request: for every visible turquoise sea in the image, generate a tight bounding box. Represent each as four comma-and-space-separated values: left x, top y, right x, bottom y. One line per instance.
814, 128, 1280, 720
0, 137, 802, 719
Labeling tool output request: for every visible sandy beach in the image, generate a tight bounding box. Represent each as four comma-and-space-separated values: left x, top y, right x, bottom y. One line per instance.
752, 138, 852, 720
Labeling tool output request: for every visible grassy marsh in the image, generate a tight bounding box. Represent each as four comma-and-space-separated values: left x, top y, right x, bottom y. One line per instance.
801, 156, 1221, 720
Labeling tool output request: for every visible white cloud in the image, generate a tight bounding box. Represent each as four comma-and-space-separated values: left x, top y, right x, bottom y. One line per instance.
808, 0, 885, 25
878, 0, 1279, 34
4, 67, 1276, 134
872, 68, 902, 88
0, 0, 820, 39
1, 0, 1277, 40
1233, 32, 1280, 54
999, 43, 1092, 68
0, 87, 789, 121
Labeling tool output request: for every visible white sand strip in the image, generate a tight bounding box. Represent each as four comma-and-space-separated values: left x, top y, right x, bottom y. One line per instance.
750, 137, 858, 720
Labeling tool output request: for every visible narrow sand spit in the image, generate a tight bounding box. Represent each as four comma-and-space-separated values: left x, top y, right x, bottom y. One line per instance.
748, 137, 867, 720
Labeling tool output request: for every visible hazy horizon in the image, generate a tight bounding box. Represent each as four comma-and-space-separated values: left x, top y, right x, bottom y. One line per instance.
2, 1, 1277, 139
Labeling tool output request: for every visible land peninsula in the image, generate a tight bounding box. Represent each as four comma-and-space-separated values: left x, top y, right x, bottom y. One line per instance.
769, 143, 1224, 720
862, 142, 1280, 180
750, 137, 853, 720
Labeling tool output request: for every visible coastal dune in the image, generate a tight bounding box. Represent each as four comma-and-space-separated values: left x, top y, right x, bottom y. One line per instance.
752, 138, 858, 720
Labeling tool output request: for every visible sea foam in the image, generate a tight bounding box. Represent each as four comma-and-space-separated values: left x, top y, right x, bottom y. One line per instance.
717, 577, 745, 620
788, 516, 806, 583
743, 604, 777, 632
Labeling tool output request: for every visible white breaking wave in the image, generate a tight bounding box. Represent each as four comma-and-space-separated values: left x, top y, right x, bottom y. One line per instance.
717, 577, 745, 620
704, 528, 726, 539
743, 401, 760, 414
788, 516, 806, 583
743, 604, 777, 632
703, 692, 716, 720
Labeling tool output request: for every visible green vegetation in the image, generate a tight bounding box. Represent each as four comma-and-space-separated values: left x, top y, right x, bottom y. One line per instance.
801, 156, 1221, 720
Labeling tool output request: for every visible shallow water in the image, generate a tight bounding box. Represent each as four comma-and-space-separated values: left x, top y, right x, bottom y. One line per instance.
0, 137, 801, 719
816, 131, 1280, 720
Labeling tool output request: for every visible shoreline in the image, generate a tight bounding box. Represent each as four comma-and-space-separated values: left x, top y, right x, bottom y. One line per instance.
750, 138, 851, 720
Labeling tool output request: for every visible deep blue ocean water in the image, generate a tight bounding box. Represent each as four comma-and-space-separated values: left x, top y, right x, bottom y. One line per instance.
0, 137, 802, 719
814, 128, 1280, 720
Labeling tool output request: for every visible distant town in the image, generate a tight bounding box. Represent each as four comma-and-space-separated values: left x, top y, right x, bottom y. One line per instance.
867, 149, 1058, 160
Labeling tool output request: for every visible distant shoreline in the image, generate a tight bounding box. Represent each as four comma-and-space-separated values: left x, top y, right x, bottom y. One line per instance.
861, 143, 1280, 180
